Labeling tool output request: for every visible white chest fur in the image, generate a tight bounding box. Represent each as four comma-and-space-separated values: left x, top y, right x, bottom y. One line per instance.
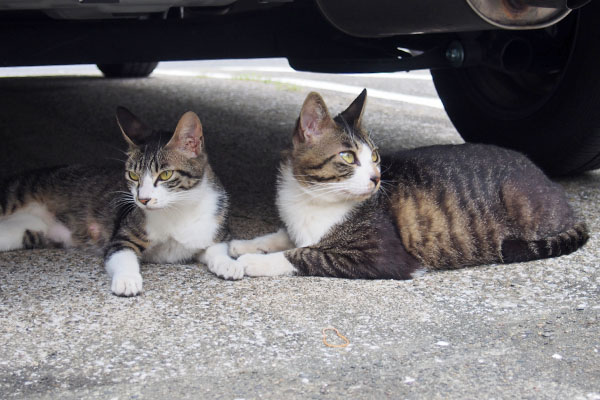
276, 163, 356, 248
143, 177, 222, 263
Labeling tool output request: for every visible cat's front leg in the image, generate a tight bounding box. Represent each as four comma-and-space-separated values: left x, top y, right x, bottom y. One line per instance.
237, 251, 297, 277
229, 228, 294, 258
238, 246, 398, 279
104, 249, 143, 296
200, 243, 244, 280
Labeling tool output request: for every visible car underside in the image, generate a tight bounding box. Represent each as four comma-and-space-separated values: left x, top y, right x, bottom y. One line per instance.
1, 0, 599, 175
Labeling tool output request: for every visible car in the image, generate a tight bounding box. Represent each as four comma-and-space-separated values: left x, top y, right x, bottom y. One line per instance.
1, 0, 598, 175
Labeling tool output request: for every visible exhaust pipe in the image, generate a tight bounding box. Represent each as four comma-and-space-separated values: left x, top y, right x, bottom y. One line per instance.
315, 0, 579, 37
467, 0, 572, 30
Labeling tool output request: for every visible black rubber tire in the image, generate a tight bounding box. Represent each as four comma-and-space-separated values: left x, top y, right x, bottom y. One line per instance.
97, 62, 159, 78
431, 2, 600, 176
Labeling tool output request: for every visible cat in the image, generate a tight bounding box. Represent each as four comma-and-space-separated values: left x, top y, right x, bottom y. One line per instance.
0, 107, 237, 296
212, 89, 588, 280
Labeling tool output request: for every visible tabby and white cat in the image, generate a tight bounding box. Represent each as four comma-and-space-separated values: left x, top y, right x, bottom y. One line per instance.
0, 107, 235, 296
215, 90, 588, 280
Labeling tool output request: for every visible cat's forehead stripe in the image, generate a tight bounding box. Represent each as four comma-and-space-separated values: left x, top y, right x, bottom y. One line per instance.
150, 152, 158, 171
341, 140, 356, 149
304, 155, 337, 171
334, 114, 371, 144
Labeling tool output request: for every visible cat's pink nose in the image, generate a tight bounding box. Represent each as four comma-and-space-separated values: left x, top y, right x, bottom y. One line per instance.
139, 198, 150, 205
370, 176, 380, 185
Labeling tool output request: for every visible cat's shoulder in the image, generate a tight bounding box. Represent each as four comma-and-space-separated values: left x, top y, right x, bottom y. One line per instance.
384, 144, 534, 175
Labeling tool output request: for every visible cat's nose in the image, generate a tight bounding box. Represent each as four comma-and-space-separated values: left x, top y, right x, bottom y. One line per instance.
139, 198, 151, 205
370, 175, 380, 185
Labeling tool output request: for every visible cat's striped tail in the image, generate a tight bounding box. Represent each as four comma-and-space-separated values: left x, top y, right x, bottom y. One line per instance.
501, 222, 589, 263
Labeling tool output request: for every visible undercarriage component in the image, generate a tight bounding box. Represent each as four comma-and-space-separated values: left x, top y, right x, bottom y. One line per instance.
0, 0, 236, 20
315, 0, 581, 37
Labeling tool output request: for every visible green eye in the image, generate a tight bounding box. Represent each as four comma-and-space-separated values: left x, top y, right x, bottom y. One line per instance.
340, 152, 356, 164
159, 170, 173, 181
371, 151, 379, 163
128, 171, 139, 181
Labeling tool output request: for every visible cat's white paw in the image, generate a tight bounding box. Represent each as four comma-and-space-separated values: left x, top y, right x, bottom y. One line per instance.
237, 252, 296, 277
111, 273, 143, 297
209, 256, 245, 280
229, 239, 264, 258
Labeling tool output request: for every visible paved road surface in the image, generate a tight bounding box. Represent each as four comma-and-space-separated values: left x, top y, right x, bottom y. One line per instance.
0, 60, 598, 399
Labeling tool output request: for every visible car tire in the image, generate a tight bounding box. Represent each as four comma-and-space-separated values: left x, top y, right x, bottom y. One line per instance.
431, 2, 600, 176
97, 62, 159, 78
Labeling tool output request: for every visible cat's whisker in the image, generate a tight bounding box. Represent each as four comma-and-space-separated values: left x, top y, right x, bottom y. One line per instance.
112, 194, 132, 200
288, 184, 345, 197
110, 193, 135, 203
377, 182, 392, 203
120, 199, 134, 207
380, 163, 394, 176
302, 188, 358, 202
379, 180, 395, 191
168, 192, 203, 204
302, 185, 348, 193
103, 143, 130, 157
290, 186, 348, 199
294, 180, 347, 189
293, 179, 374, 195
111, 192, 135, 201
104, 157, 129, 164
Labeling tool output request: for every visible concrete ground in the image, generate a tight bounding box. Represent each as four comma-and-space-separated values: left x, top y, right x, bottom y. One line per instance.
0, 62, 598, 399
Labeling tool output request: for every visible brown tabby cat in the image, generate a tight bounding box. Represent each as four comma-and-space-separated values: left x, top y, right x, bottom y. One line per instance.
0, 107, 235, 296
213, 89, 588, 280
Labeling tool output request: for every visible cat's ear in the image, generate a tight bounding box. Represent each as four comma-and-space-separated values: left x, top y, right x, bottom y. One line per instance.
116, 106, 153, 147
167, 111, 204, 158
340, 89, 367, 128
294, 92, 334, 145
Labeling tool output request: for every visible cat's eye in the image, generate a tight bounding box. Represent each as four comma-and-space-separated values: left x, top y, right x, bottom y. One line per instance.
159, 170, 173, 181
128, 171, 140, 181
371, 151, 379, 163
340, 151, 356, 164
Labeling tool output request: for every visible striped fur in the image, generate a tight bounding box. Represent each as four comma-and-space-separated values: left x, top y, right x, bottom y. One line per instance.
232, 90, 588, 280
0, 108, 228, 296
385, 144, 588, 270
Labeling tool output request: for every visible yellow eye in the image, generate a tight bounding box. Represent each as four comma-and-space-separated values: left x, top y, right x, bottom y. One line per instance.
128, 171, 139, 181
371, 151, 379, 163
340, 152, 356, 164
159, 170, 173, 181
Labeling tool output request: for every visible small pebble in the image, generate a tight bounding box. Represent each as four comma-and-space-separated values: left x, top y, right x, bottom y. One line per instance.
552, 354, 562, 360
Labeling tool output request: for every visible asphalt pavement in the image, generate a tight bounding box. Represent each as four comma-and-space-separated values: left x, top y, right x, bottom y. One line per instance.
0, 60, 598, 399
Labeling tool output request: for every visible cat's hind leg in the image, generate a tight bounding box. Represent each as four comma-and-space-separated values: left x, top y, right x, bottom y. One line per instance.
0, 213, 48, 251
0, 203, 73, 252
228, 228, 294, 258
